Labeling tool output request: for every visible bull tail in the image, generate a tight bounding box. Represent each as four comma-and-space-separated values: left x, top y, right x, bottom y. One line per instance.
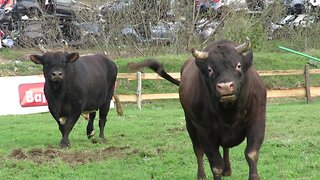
113, 93, 123, 116
127, 59, 180, 86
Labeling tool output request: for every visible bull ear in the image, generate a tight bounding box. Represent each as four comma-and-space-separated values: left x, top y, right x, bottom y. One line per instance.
242, 50, 253, 72
236, 37, 253, 72
67, 53, 80, 63
30, 55, 42, 64
195, 57, 210, 77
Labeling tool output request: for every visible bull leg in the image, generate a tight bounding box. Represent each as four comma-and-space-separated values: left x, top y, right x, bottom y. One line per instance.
245, 138, 263, 180
186, 118, 206, 180
98, 102, 111, 142
245, 116, 266, 180
206, 147, 224, 180
59, 112, 81, 148
58, 123, 64, 137
194, 146, 206, 180
86, 112, 96, 139
53, 118, 64, 136
196, 134, 224, 180
222, 148, 232, 176
50, 110, 64, 137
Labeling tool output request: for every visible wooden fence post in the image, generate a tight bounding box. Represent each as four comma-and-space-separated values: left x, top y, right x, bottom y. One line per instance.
137, 71, 142, 109
304, 64, 311, 103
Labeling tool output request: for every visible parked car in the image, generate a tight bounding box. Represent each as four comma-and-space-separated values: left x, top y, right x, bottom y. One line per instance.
11, 0, 76, 20
119, 21, 178, 44
10, 0, 94, 20
99, 0, 177, 45
99, 0, 174, 21
0, 0, 99, 47
269, 0, 320, 39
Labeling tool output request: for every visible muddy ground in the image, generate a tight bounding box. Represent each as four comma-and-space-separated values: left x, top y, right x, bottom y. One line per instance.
3, 127, 186, 165
7, 145, 137, 165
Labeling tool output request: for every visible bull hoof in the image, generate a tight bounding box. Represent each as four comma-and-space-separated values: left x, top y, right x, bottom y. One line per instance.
249, 174, 260, 180
197, 175, 206, 180
90, 137, 106, 144
213, 176, 222, 180
59, 139, 70, 149
59, 143, 69, 149
222, 167, 232, 176
91, 138, 99, 144
99, 137, 107, 144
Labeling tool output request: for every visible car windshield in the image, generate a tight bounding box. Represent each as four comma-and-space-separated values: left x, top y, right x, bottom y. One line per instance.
124, 0, 133, 4
111, 0, 133, 5
20, 0, 37, 2
56, 0, 72, 4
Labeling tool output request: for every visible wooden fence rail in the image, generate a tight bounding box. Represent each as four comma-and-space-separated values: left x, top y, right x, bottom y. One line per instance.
117, 69, 320, 80
117, 65, 320, 108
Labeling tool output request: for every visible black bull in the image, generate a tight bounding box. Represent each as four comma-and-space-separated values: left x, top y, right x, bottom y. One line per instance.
128, 38, 266, 180
30, 52, 122, 148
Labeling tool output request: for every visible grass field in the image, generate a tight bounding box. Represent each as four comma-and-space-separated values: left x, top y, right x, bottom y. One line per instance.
0, 99, 320, 179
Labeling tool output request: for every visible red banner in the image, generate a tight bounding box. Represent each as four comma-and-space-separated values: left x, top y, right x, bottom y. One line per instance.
19, 83, 48, 107
0, 0, 13, 6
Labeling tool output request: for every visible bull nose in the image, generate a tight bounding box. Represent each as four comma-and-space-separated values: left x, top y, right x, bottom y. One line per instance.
52, 71, 63, 77
216, 82, 234, 95
51, 71, 63, 80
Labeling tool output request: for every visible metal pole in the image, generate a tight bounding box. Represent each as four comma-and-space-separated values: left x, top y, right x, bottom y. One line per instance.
278, 46, 320, 62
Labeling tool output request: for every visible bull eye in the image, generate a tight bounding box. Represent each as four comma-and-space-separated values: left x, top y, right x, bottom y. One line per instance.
236, 62, 242, 71
62, 61, 67, 67
208, 67, 214, 76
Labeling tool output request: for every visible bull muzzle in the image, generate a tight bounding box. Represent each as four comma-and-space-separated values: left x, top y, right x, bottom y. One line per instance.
216, 82, 236, 103
51, 71, 64, 81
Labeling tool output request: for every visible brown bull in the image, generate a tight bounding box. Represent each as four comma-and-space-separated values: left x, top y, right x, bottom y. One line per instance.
128, 38, 266, 180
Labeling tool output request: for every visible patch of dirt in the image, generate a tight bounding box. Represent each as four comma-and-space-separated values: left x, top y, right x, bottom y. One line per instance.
9, 148, 27, 159
8, 146, 136, 165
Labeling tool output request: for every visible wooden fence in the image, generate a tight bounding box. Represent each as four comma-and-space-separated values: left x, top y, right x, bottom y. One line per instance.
117, 65, 320, 108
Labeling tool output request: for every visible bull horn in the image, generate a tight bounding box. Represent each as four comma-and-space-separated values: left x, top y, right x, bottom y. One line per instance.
62, 40, 68, 52
191, 48, 209, 59
38, 39, 53, 54
39, 43, 47, 53
235, 37, 251, 54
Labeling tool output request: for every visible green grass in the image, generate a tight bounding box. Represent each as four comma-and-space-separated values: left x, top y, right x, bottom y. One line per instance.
1, 49, 315, 75
0, 99, 320, 179
2, 49, 319, 91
